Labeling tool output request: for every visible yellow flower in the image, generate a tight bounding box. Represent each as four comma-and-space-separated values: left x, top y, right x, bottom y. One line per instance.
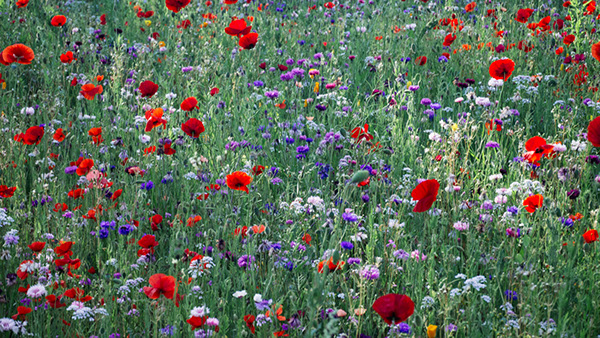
313, 82, 320, 93
451, 124, 458, 132
427, 325, 438, 338
304, 99, 308, 107
406, 81, 412, 88
144, 20, 152, 26
158, 41, 166, 47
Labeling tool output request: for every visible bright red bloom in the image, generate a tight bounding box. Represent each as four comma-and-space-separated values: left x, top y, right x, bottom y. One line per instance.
443, 34, 457, 47
143, 273, 176, 299
76, 158, 94, 176
252, 165, 265, 175
563, 34, 575, 46
51, 15, 67, 26
28, 242, 45, 252
181, 118, 205, 138
350, 123, 374, 143
145, 108, 167, 132
53, 128, 66, 142
317, 258, 345, 273
239, 33, 259, 50
165, 0, 191, 13
0, 185, 16, 198
411, 179, 440, 213
187, 316, 208, 330
16, 0, 29, 8
12, 306, 32, 321
100, 14, 106, 25
372, 294, 415, 325
63, 287, 93, 302
415, 56, 427, 66
54, 241, 74, 257
60, 51, 75, 63
515, 8, 534, 23
2, 44, 35, 65
210, 87, 219, 96
587, 116, 600, 147
225, 19, 252, 37
15, 126, 44, 145
138, 234, 159, 256
489, 59, 515, 80
139, 80, 159, 98
243, 315, 256, 334
465, 2, 476, 12
186, 215, 202, 227
80, 83, 103, 100
523, 194, 543, 213
180, 97, 199, 111
226, 171, 253, 193
592, 42, 600, 63
583, 229, 599, 243
523, 136, 554, 165
46, 295, 67, 308
88, 127, 103, 144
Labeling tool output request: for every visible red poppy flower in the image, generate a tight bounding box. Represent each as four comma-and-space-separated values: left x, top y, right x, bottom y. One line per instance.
28, 241, 45, 252
443, 34, 456, 47
583, 229, 599, 243
143, 273, 176, 299
88, 127, 103, 144
243, 315, 256, 334
76, 158, 94, 176
489, 59, 515, 80
60, 51, 75, 63
51, 15, 67, 26
0, 185, 16, 198
12, 306, 32, 321
53, 128, 66, 142
224, 0, 238, 4
165, 0, 191, 13
523, 194, 543, 213
226, 171, 253, 193
588, 116, 600, 147
324, 2, 334, 8
252, 165, 265, 175
523, 136, 554, 165
225, 19, 252, 37
2, 44, 34, 65
186, 215, 202, 227
411, 179, 440, 213
182, 118, 205, 138
592, 42, 600, 63
100, 14, 106, 25
80, 83, 103, 100
54, 241, 74, 257
317, 258, 345, 273
563, 34, 575, 46
63, 287, 93, 302
515, 8, 534, 23
145, 108, 167, 132
16, 0, 29, 7
46, 295, 67, 308
0, 54, 9, 66
162, 141, 176, 155
187, 315, 208, 330
372, 294, 415, 325
181, 97, 199, 111
239, 33, 259, 50
14, 126, 44, 145
138, 234, 159, 256
68, 188, 85, 199
139, 80, 159, 98
415, 56, 427, 66
210, 87, 219, 96
350, 123, 374, 143
465, 1, 476, 12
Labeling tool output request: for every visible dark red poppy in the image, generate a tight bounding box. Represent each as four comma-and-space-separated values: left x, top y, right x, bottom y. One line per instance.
587, 116, 600, 147
226, 171, 253, 193
80, 84, 103, 100
60, 51, 75, 63
372, 294, 415, 325
443, 34, 456, 47
0, 185, 16, 198
51, 15, 67, 26
143, 273, 176, 299
243, 315, 256, 334
411, 179, 440, 213
54, 241, 74, 257
252, 165, 265, 175
2, 44, 34, 65
181, 118, 205, 138
100, 14, 106, 25
225, 19, 252, 37
224, 0, 238, 3
515, 8, 534, 23
489, 59, 515, 80
415, 56, 427, 66
239, 33, 259, 50
563, 34, 575, 46
583, 229, 599, 243
14, 126, 44, 145
28, 241, 45, 252
139, 80, 159, 98
523, 194, 543, 213
165, 0, 191, 13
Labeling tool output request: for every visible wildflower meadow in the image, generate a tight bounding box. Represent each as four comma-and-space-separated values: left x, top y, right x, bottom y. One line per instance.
2, 0, 600, 336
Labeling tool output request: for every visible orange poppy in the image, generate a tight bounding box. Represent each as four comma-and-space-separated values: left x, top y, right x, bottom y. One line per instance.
144, 108, 167, 132
80, 84, 103, 100
60, 51, 75, 63
51, 15, 67, 27
523, 194, 543, 213
2, 44, 35, 65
